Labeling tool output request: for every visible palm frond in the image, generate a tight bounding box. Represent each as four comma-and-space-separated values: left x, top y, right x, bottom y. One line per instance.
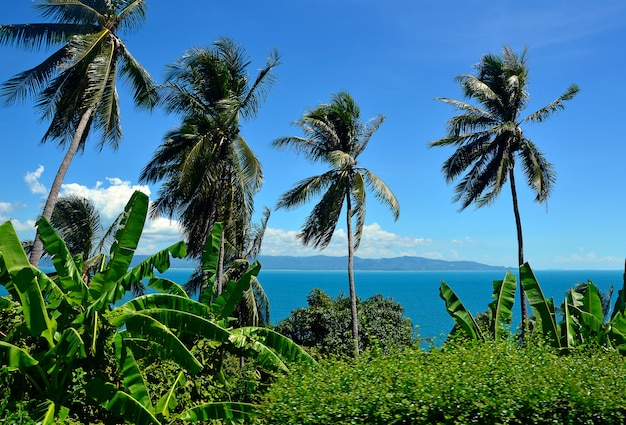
298, 182, 346, 249
523, 83, 580, 124
275, 172, 337, 211
519, 139, 556, 203
362, 169, 400, 220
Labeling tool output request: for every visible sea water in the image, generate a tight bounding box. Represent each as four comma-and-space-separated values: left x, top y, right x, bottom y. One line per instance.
159, 268, 623, 344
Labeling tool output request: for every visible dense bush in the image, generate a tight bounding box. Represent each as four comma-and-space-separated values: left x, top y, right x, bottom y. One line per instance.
260, 341, 626, 424
275, 289, 414, 357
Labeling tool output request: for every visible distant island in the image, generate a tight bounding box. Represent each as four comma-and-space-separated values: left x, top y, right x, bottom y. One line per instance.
84, 254, 507, 271
257, 255, 505, 271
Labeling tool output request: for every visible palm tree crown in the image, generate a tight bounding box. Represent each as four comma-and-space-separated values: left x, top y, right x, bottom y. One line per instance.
140, 38, 280, 259
274, 91, 400, 250
274, 91, 400, 355
431, 46, 579, 328
431, 47, 578, 210
0, 0, 158, 266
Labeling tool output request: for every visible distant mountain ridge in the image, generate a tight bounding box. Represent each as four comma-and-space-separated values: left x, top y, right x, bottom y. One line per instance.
256, 255, 505, 271
98, 254, 505, 271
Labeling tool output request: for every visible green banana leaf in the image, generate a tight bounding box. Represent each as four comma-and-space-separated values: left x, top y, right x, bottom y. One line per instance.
36, 217, 87, 305
177, 401, 258, 422
0, 221, 55, 347
87, 379, 160, 425
148, 277, 188, 297
116, 293, 211, 318
520, 263, 561, 347
156, 371, 185, 418
115, 332, 152, 409
487, 270, 516, 339
0, 340, 39, 370
232, 327, 315, 365
210, 261, 261, 320
582, 281, 605, 324
439, 280, 484, 341
89, 191, 149, 299
559, 300, 576, 349
118, 312, 203, 374
201, 222, 222, 279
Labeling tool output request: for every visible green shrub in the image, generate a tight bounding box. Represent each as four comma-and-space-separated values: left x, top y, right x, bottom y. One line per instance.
260, 341, 626, 424
275, 289, 414, 357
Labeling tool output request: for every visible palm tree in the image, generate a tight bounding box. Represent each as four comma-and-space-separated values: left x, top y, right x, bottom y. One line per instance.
0, 0, 158, 267
140, 38, 279, 293
273, 91, 400, 356
430, 46, 579, 329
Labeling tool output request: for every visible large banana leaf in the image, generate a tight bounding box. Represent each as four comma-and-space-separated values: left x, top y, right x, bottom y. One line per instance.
87, 379, 160, 425
89, 191, 149, 299
115, 332, 152, 409
36, 217, 87, 305
117, 312, 203, 374
201, 222, 222, 279
211, 261, 261, 320
487, 271, 516, 339
439, 281, 484, 341
148, 277, 188, 297
520, 263, 561, 347
116, 293, 211, 318
0, 341, 39, 370
559, 300, 577, 349
232, 327, 315, 365
0, 221, 55, 347
177, 401, 258, 422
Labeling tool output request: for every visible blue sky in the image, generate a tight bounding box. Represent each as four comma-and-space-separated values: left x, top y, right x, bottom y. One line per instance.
1, 1, 624, 270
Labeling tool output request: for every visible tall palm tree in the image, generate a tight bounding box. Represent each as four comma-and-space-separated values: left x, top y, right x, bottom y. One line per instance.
274, 91, 400, 356
0, 0, 158, 267
140, 38, 279, 292
430, 46, 579, 329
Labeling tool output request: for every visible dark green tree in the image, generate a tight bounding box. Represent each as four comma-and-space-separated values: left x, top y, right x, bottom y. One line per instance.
276, 289, 414, 357
273, 92, 400, 356
0, 0, 158, 267
430, 46, 579, 328
140, 38, 279, 294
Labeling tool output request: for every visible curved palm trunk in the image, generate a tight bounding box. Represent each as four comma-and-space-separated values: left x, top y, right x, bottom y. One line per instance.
345, 194, 359, 357
509, 168, 529, 334
29, 107, 95, 267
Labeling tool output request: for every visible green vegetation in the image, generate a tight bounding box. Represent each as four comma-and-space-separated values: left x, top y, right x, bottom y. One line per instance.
275, 288, 414, 357
260, 342, 626, 424
0, 192, 312, 424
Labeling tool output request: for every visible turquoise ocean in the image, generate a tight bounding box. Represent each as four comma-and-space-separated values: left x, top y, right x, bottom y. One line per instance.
159, 268, 623, 344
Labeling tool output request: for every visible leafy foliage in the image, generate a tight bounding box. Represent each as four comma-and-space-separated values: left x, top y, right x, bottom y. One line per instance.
261, 342, 626, 424
0, 191, 312, 424
275, 289, 414, 357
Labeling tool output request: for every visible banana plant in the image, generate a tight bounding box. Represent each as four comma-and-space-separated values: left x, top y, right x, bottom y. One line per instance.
440, 262, 626, 354
439, 270, 516, 342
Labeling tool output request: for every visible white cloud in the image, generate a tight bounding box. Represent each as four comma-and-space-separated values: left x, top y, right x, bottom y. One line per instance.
24, 165, 47, 195
61, 178, 151, 221
260, 223, 432, 258
553, 252, 622, 269
137, 216, 185, 255
58, 178, 184, 255
451, 236, 474, 244
0, 202, 15, 214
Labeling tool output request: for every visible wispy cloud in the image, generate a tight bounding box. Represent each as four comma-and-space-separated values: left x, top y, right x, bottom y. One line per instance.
24, 165, 47, 195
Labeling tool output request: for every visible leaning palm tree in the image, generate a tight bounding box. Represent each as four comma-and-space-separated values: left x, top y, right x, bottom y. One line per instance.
430, 46, 579, 329
140, 38, 279, 292
274, 91, 400, 356
0, 0, 158, 266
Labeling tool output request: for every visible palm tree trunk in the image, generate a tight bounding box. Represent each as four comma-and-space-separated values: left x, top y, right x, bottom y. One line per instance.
509, 168, 529, 333
29, 107, 95, 267
345, 194, 359, 357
